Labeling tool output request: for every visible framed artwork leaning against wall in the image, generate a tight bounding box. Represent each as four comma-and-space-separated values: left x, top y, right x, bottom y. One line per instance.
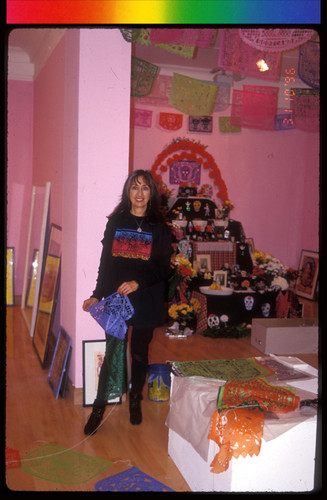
295, 249, 319, 300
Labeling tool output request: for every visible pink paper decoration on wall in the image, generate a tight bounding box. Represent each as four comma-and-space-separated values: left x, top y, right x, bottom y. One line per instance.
218, 29, 280, 81
298, 40, 320, 90
136, 28, 195, 59
169, 73, 218, 115
291, 88, 320, 132
231, 85, 279, 130
134, 75, 173, 107
149, 28, 217, 47
134, 109, 153, 128
159, 112, 183, 131
238, 28, 315, 52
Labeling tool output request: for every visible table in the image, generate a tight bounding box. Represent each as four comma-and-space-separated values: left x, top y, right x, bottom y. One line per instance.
193, 289, 278, 333
166, 356, 318, 492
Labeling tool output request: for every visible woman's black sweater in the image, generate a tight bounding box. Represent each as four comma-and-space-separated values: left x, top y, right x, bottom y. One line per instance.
91, 211, 173, 328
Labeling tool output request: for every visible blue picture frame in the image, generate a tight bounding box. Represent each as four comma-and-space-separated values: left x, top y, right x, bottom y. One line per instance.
48, 328, 71, 399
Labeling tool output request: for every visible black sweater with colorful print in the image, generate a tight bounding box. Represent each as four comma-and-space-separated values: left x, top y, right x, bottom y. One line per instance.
92, 211, 173, 328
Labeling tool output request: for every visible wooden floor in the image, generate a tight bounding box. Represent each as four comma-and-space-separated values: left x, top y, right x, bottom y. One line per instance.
6, 305, 318, 492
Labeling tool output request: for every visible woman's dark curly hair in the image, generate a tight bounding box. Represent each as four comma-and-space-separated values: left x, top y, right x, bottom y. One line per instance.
109, 170, 163, 223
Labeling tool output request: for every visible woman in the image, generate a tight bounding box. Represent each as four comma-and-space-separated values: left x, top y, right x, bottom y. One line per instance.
83, 170, 172, 434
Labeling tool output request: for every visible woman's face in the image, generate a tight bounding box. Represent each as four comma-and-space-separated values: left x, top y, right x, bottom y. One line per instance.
129, 176, 151, 215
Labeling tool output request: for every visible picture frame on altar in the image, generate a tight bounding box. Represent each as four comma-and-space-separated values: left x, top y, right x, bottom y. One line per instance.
48, 328, 72, 399
195, 254, 211, 272
83, 340, 121, 406
213, 270, 227, 287
6, 247, 15, 306
294, 249, 319, 300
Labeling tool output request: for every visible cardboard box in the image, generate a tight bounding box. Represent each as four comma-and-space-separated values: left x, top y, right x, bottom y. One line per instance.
251, 318, 318, 355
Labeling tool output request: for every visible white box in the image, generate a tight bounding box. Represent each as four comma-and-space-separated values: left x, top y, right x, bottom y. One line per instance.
167, 361, 318, 492
168, 417, 317, 492
251, 318, 318, 355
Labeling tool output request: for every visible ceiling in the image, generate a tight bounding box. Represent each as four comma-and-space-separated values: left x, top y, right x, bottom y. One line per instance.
7, 27, 315, 82
7, 28, 66, 80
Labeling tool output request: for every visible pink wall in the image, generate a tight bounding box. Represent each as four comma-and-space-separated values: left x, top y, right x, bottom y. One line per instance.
33, 36, 66, 227
8, 29, 131, 390
131, 104, 320, 270
7, 80, 34, 296
31, 29, 132, 388
62, 29, 131, 389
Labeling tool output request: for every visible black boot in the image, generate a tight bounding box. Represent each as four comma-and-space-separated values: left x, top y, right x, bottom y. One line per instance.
84, 405, 105, 435
129, 393, 143, 425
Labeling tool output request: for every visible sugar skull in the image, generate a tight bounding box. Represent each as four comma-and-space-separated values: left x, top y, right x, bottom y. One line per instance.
244, 295, 254, 311
261, 302, 271, 317
193, 200, 201, 213
208, 314, 220, 328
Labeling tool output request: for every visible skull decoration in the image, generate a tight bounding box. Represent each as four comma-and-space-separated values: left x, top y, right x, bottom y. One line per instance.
244, 295, 254, 311
208, 314, 220, 328
261, 302, 271, 317
193, 200, 201, 213
220, 314, 229, 323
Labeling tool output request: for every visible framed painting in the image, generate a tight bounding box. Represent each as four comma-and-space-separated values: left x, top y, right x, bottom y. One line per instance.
294, 249, 319, 300
83, 340, 121, 406
38, 255, 61, 314
21, 182, 50, 336
48, 329, 72, 399
33, 223, 61, 367
6, 247, 15, 306
195, 254, 211, 273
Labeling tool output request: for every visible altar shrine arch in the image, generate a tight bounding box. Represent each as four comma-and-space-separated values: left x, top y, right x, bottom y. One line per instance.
150, 139, 229, 205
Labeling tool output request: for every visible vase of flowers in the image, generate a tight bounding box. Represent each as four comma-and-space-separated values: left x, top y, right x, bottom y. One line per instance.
168, 297, 201, 334
250, 250, 298, 291
222, 200, 234, 219
168, 254, 197, 302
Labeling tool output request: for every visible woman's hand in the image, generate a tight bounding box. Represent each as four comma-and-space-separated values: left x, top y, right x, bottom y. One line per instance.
82, 297, 99, 311
117, 281, 139, 296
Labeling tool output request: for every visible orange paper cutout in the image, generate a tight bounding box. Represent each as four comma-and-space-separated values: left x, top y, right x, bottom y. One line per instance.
208, 408, 264, 473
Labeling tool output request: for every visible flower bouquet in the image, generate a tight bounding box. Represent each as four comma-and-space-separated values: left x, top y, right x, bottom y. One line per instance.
167, 298, 201, 336
168, 254, 197, 302
250, 250, 298, 291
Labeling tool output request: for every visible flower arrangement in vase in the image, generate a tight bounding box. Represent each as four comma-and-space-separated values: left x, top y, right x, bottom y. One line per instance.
168, 298, 201, 335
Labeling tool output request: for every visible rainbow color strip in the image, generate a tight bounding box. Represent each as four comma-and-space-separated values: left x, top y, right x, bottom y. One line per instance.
7, 0, 320, 24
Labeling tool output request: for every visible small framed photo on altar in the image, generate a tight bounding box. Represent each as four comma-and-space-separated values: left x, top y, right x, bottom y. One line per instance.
213, 270, 227, 287
83, 340, 121, 406
295, 249, 319, 300
195, 254, 211, 273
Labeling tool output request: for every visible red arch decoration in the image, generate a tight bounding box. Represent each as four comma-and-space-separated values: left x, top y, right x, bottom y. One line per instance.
150, 139, 229, 203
